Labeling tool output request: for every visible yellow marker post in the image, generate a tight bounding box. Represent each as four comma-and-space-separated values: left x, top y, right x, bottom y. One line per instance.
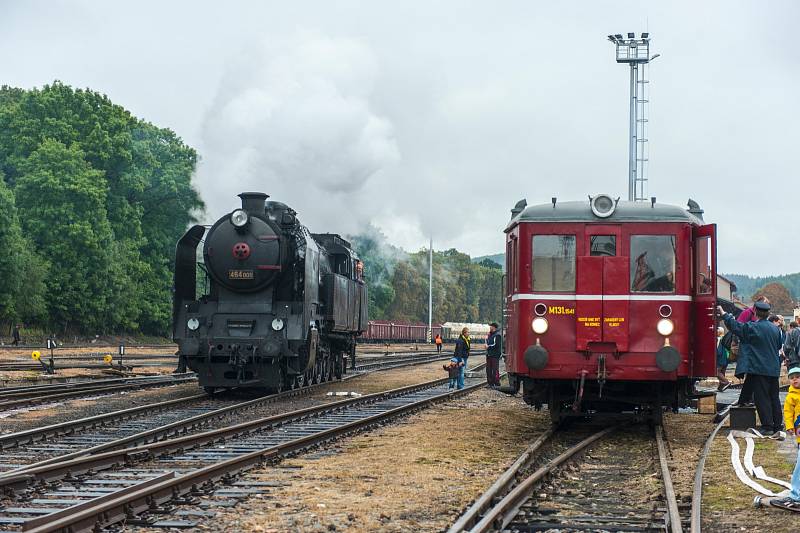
31, 351, 41, 361
103, 354, 113, 365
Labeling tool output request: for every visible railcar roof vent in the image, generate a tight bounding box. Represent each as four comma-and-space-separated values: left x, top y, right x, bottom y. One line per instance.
687, 198, 704, 221
511, 199, 527, 220
238, 192, 269, 213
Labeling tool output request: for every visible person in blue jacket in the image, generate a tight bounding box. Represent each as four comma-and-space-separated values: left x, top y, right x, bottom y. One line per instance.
718, 301, 784, 435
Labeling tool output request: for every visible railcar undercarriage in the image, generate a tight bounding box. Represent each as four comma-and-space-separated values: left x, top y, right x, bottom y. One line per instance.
507, 374, 698, 424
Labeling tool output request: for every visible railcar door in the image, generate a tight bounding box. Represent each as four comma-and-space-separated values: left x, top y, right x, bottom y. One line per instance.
576, 228, 629, 352
691, 224, 717, 377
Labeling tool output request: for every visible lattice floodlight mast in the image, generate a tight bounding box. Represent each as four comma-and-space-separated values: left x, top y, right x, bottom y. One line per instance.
608, 32, 657, 202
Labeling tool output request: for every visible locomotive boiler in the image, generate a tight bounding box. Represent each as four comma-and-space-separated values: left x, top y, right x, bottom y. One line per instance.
173, 192, 368, 393
503, 194, 717, 423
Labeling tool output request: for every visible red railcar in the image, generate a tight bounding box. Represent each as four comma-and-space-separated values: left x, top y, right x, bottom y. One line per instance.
504, 195, 716, 422
360, 321, 443, 343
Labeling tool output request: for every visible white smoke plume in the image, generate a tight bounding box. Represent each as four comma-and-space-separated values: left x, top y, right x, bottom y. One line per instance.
196, 30, 400, 231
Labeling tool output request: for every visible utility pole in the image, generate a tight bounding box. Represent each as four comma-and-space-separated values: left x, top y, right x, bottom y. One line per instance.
428, 237, 433, 343
608, 32, 658, 201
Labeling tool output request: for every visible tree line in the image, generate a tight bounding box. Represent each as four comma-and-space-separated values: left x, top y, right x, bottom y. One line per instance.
0, 82, 202, 336
0, 82, 501, 337
349, 227, 504, 325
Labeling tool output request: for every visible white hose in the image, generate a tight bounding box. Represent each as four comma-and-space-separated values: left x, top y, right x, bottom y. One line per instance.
728, 430, 792, 495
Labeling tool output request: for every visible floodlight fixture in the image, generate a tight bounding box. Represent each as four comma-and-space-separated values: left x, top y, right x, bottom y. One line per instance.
607, 32, 657, 202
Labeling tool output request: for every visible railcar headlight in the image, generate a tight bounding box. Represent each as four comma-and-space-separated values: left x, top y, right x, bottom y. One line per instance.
657, 318, 674, 336
590, 193, 617, 218
231, 209, 249, 228
531, 317, 549, 334
271, 318, 285, 331
187, 318, 200, 331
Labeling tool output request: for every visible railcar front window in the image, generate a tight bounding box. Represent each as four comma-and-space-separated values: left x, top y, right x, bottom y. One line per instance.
590, 235, 616, 257
532, 235, 576, 292
630, 235, 676, 292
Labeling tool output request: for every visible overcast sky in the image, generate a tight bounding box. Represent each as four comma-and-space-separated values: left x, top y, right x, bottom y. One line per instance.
1, 1, 797, 276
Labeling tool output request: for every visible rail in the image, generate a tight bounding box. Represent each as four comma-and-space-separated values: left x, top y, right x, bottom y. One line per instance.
1, 372, 488, 531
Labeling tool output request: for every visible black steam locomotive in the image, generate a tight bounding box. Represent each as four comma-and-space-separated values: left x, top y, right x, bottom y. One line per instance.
172, 192, 368, 392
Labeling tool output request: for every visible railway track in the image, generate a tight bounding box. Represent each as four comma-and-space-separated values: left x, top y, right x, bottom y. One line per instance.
0, 349, 459, 373
449, 422, 688, 533
0, 374, 198, 412
0, 353, 467, 476
0, 367, 488, 532
0, 351, 457, 412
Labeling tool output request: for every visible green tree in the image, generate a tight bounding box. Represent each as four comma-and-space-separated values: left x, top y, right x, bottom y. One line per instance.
0, 172, 47, 326
0, 82, 202, 335
16, 139, 115, 332
349, 226, 405, 320
0, 175, 22, 322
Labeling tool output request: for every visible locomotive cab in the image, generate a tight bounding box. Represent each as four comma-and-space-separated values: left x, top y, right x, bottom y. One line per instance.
504, 196, 717, 422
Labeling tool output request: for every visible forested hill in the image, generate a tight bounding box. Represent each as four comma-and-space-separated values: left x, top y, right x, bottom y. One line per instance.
349, 227, 503, 324
0, 82, 202, 336
723, 273, 800, 301
472, 253, 504, 269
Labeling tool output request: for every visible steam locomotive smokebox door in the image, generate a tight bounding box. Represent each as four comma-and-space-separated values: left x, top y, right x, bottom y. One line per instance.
576, 256, 602, 350
602, 256, 629, 352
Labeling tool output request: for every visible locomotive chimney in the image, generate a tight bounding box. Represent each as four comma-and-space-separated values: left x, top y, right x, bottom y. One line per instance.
238, 192, 269, 213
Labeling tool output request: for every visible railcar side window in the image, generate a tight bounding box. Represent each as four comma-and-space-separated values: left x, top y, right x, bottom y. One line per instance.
630, 236, 676, 292
532, 235, 576, 292
695, 236, 712, 295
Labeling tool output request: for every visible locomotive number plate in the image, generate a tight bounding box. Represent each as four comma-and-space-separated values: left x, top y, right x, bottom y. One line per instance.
228, 269, 254, 280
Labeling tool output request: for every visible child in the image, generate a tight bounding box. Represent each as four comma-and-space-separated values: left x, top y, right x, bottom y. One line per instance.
772, 367, 800, 510
443, 357, 462, 390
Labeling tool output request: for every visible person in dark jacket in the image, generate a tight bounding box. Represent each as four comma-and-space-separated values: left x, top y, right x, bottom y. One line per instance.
785, 322, 800, 369
443, 356, 463, 390
486, 322, 502, 387
719, 301, 784, 435
736, 296, 769, 406
11, 324, 20, 346
716, 327, 731, 392
453, 327, 470, 389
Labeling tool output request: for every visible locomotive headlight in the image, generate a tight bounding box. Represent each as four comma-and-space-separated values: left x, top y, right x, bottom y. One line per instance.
231, 209, 249, 228
271, 318, 285, 331
531, 317, 549, 334
657, 318, 674, 336
187, 318, 200, 331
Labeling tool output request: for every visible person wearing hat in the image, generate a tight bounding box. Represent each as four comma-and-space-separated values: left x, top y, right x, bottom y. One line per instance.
772, 367, 800, 510
485, 322, 502, 388
735, 296, 770, 406
718, 301, 784, 435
